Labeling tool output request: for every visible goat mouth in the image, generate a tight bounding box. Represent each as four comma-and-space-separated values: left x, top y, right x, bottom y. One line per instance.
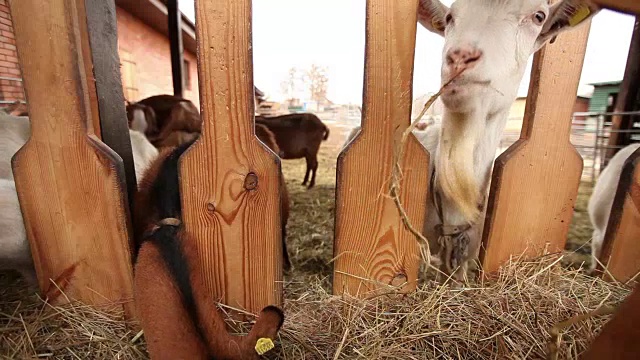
442, 79, 492, 99
445, 77, 491, 87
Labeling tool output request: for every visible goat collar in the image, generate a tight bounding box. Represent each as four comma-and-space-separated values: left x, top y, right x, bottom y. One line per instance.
429, 169, 484, 274
142, 217, 182, 239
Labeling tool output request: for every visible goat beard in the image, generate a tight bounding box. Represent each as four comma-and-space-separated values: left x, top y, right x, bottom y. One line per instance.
435, 113, 482, 224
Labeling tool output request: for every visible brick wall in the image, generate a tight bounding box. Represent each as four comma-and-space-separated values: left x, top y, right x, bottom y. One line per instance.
0, 0, 25, 107
573, 97, 590, 114
0, 2, 200, 109
115, 6, 200, 108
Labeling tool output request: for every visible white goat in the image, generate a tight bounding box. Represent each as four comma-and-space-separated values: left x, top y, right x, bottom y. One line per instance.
0, 114, 30, 181
342, 120, 433, 154
0, 112, 158, 284
411, 0, 599, 280
0, 112, 158, 183
588, 143, 640, 272
0, 178, 36, 285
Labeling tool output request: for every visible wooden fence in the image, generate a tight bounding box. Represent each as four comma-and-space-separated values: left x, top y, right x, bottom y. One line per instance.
7, 0, 640, 317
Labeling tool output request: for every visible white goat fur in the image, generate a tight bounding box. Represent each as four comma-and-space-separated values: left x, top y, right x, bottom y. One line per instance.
129, 127, 160, 181
365, 0, 599, 280
0, 112, 158, 183
0, 178, 36, 284
587, 143, 640, 272
0, 114, 30, 181
0, 112, 158, 283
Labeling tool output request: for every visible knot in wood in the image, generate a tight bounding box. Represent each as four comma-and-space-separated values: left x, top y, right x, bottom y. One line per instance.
244, 172, 259, 191
390, 273, 408, 287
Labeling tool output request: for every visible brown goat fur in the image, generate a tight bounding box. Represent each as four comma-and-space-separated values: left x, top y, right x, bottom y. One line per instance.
132, 146, 175, 242
582, 284, 640, 359
135, 228, 284, 360
152, 130, 200, 150
133, 141, 285, 359
255, 113, 329, 189
126, 95, 201, 149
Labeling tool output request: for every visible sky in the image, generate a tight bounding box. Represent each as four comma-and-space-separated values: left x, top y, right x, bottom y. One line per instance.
178, 0, 636, 105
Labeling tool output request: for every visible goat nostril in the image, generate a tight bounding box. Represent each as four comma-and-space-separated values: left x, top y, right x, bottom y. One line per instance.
464, 55, 481, 65
453, 49, 461, 56
446, 54, 454, 65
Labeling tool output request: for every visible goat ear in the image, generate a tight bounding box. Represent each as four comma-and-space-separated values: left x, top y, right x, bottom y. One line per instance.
417, 0, 449, 36
248, 305, 285, 341
535, 0, 600, 49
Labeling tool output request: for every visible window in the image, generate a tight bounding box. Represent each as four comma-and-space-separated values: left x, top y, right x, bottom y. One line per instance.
119, 49, 139, 101
183, 59, 191, 90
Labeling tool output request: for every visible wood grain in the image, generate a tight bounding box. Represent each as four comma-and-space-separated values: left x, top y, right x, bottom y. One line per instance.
83, 0, 138, 211
332, 0, 429, 297
598, 149, 640, 283
76, 0, 101, 138
594, 0, 640, 15
10, 0, 134, 316
179, 0, 283, 313
480, 23, 592, 273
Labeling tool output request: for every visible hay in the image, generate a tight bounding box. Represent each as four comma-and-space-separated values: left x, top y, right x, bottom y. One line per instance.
1, 256, 630, 359
0, 272, 146, 359
0, 118, 623, 359
272, 255, 628, 359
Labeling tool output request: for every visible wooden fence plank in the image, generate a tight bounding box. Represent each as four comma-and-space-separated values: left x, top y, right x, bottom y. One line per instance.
598, 149, 640, 283
594, 0, 640, 15
83, 0, 138, 209
179, 0, 282, 313
332, 0, 428, 297
605, 18, 640, 164
76, 0, 101, 138
10, 0, 134, 315
480, 22, 592, 273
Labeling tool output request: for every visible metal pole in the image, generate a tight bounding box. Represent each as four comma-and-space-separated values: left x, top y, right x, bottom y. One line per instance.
168, 0, 184, 98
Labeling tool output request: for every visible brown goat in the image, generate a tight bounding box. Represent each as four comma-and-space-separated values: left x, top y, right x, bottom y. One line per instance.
255, 123, 291, 270
581, 283, 640, 359
126, 95, 201, 149
133, 142, 285, 360
255, 113, 329, 189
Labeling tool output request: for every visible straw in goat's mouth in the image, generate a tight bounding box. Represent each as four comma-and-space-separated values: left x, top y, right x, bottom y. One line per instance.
389, 66, 468, 270
446, 77, 492, 87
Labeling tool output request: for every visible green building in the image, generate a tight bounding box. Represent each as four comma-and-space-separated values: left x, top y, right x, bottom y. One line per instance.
588, 80, 622, 113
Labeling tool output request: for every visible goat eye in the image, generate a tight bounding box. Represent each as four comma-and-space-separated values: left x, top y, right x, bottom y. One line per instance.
445, 13, 453, 25
533, 11, 546, 25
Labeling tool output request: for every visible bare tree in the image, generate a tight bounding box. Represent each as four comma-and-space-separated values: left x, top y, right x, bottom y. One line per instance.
280, 67, 300, 103
304, 64, 329, 104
